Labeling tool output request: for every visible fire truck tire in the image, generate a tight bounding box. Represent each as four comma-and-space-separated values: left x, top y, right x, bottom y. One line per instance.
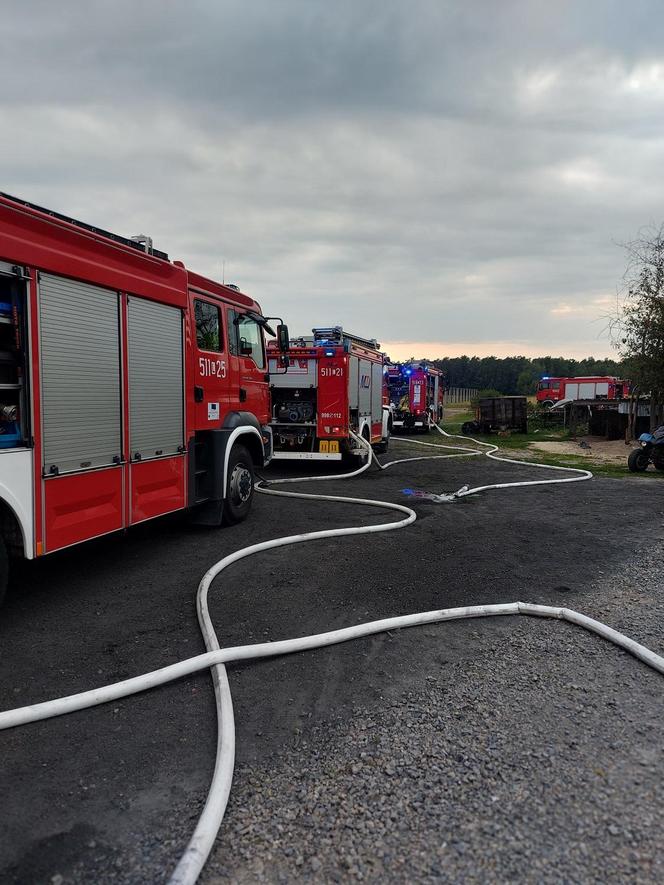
374, 436, 389, 455
222, 445, 255, 525
348, 427, 372, 467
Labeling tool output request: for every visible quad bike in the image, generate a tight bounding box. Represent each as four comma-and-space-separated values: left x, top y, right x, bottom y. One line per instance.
628, 425, 664, 472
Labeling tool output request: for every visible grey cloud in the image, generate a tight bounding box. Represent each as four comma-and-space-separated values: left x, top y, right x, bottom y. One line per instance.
1, 0, 664, 355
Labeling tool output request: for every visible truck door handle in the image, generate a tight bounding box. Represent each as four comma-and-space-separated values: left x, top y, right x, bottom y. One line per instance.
239, 388, 247, 403
194, 386, 204, 403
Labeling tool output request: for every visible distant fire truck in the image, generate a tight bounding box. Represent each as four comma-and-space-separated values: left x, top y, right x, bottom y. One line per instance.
267, 326, 390, 460
536, 376, 629, 408
0, 192, 289, 602
385, 362, 444, 432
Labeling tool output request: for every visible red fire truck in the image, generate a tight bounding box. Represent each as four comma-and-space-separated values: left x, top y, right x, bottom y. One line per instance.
385, 362, 444, 432
0, 193, 289, 601
267, 326, 390, 460
536, 376, 629, 408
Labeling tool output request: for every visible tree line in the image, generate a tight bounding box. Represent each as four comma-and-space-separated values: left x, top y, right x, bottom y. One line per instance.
432, 355, 623, 395
428, 221, 663, 425
612, 224, 664, 428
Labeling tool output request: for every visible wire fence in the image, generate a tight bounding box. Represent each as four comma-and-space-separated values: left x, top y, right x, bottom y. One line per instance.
444, 387, 479, 405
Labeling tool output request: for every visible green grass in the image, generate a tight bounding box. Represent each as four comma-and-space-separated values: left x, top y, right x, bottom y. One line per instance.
525, 452, 664, 479
414, 421, 664, 480
508, 452, 624, 478
441, 418, 566, 449
440, 411, 475, 431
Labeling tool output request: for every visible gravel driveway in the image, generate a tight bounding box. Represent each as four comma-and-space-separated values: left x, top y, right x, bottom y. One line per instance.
1, 441, 663, 883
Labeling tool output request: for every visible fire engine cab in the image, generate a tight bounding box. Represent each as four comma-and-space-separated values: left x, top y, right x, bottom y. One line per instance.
536, 376, 629, 408
0, 192, 289, 602
268, 326, 390, 460
385, 362, 444, 432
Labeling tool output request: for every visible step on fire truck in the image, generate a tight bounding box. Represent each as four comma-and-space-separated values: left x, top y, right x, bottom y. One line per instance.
536, 375, 630, 408
385, 362, 444, 432
0, 193, 289, 602
267, 326, 390, 460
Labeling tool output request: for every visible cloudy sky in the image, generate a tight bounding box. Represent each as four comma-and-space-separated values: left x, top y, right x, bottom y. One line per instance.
2, 0, 663, 359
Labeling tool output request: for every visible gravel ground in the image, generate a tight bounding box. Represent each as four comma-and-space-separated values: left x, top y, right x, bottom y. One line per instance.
1, 441, 664, 883
203, 561, 664, 885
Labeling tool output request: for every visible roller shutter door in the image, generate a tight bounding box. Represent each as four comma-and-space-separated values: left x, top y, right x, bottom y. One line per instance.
268, 355, 316, 388
371, 362, 383, 421
349, 356, 359, 409
39, 273, 121, 474
358, 359, 372, 414
127, 297, 183, 459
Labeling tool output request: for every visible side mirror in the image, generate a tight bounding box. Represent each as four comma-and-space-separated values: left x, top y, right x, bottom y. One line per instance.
276, 324, 290, 351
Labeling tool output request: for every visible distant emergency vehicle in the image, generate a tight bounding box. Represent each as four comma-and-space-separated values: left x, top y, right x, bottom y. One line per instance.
268, 326, 390, 460
385, 362, 444, 432
536, 376, 629, 408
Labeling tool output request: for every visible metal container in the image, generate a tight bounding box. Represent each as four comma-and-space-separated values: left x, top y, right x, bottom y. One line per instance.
477, 396, 528, 433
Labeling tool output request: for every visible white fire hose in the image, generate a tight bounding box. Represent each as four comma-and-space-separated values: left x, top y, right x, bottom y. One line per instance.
0, 426, 658, 885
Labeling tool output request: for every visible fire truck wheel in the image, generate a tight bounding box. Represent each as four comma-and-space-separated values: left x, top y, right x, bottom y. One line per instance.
374, 436, 389, 455
347, 427, 372, 466
0, 536, 7, 607
223, 445, 255, 525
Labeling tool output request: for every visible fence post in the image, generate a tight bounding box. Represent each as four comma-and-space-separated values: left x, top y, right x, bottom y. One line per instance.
444, 387, 478, 405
